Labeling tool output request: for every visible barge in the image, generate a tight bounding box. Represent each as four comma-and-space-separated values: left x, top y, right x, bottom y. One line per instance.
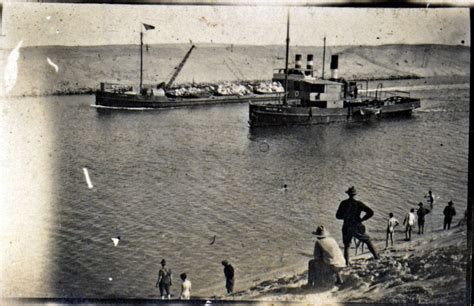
95, 83, 281, 109
94, 23, 283, 110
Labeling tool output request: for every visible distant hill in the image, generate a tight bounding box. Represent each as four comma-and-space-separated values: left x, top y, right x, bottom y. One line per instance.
0, 43, 470, 96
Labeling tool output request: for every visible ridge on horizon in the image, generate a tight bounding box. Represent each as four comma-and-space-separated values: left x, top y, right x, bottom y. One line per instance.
9, 42, 471, 50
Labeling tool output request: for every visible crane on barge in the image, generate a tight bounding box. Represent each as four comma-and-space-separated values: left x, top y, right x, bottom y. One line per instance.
139, 22, 195, 92
164, 44, 196, 89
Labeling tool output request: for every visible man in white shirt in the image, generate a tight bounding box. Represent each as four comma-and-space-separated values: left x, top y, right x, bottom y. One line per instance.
403, 208, 416, 241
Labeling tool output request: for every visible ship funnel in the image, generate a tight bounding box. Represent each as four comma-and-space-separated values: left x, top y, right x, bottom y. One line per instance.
306, 54, 314, 76
295, 54, 302, 69
330, 55, 339, 80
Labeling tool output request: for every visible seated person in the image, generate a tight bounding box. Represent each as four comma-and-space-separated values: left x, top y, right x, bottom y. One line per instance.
308, 225, 346, 288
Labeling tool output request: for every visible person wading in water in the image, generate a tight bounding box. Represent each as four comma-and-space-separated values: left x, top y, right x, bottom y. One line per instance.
425, 189, 434, 209
336, 186, 380, 265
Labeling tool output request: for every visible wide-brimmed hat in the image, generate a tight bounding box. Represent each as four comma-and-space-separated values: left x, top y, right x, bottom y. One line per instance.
346, 186, 357, 196
161, 259, 166, 265
418, 202, 423, 206
312, 225, 328, 238
448, 200, 454, 205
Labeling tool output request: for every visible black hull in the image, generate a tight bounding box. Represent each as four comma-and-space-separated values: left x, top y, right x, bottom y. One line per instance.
248, 100, 421, 127
95, 91, 281, 109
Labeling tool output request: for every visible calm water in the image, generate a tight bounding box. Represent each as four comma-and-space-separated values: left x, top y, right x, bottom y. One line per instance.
0, 79, 469, 298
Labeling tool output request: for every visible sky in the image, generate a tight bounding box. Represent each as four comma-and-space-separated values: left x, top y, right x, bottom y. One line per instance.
1, 3, 470, 48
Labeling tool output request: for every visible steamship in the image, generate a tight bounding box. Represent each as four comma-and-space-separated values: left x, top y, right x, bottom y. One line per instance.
248, 16, 421, 127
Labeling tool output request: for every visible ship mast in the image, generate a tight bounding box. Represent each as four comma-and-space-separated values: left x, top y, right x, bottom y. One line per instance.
139, 23, 155, 93
139, 31, 144, 92
322, 35, 326, 80
283, 12, 290, 106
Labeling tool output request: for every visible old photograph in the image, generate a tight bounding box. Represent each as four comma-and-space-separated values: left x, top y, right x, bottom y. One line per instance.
0, 1, 470, 303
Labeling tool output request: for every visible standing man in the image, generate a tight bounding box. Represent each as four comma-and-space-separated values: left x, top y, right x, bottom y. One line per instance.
336, 186, 380, 266
156, 259, 172, 299
403, 208, 416, 241
417, 202, 431, 234
443, 201, 457, 230
385, 213, 399, 248
221, 260, 235, 294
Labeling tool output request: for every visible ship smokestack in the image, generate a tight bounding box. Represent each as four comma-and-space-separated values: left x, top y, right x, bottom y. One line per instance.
330, 55, 339, 80
295, 54, 302, 69
306, 54, 314, 76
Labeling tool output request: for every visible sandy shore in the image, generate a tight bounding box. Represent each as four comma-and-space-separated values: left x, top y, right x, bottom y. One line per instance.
220, 223, 468, 304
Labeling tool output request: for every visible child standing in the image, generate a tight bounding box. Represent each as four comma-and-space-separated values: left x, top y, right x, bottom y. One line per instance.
180, 273, 191, 300
386, 213, 399, 248
425, 189, 434, 209
403, 208, 416, 241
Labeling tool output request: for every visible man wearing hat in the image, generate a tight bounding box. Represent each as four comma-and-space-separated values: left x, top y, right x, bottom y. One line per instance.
308, 225, 345, 288
443, 200, 456, 230
336, 186, 379, 265
417, 202, 431, 234
156, 259, 172, 299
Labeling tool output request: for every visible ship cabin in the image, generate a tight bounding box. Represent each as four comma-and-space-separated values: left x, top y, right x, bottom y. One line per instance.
272, 68, 315, 99
272, 54, 317, 99
294, 79, 358, 108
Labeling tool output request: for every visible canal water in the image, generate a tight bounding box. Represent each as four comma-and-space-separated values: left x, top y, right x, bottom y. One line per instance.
0, 79, 469, 298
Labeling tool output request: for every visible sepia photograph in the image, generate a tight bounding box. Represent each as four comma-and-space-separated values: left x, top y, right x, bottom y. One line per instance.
0, 0, 471, 304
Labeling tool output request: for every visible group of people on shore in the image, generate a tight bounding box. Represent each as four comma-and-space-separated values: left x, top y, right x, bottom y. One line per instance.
155, 186, 463, 298
308, 186, 463, 288
385, 189, 458, 248
155, 259, 234, 300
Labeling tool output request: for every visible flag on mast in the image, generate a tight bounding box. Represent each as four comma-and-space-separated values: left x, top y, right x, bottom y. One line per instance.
143, 23, 155, 31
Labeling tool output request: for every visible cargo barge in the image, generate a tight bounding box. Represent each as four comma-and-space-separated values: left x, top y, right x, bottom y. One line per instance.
94, 24, 284, 110
95, 83, 282, 109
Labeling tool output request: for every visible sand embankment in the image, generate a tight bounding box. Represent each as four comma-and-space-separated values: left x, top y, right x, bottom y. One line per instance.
0, 43, 470, 96
225, 224, 469, 304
